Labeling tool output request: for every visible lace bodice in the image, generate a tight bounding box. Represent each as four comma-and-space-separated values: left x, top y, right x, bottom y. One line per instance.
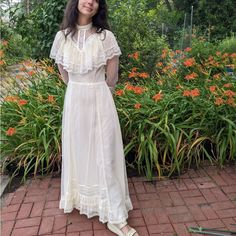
49, 23, 122, 75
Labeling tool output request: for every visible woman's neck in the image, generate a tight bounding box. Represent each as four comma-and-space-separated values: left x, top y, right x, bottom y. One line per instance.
77, 16, 92, 26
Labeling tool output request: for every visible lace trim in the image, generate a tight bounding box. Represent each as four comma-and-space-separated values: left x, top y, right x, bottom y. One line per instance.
49, 31, 122, 74
59, 192, 133, 224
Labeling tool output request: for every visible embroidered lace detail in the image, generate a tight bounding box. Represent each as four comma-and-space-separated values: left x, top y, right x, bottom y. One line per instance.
49, 29, 122, 74
59, 191, 133, 224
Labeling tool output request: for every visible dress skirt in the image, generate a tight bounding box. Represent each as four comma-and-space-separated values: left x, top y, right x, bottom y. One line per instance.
59, 79, 133, 224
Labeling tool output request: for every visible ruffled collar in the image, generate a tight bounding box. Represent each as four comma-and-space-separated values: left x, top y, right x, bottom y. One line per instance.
76, 22, 93, 30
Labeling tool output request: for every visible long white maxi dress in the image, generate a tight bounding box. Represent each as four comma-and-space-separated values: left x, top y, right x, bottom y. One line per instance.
49, 22, 133, 224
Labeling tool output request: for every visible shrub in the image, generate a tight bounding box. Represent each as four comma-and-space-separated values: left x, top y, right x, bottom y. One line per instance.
0, 59, 65, 184
218, 36, 236, 54
115, 47, 236, 180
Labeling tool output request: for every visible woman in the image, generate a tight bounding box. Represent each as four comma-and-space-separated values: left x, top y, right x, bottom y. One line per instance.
50, 0, 139, 235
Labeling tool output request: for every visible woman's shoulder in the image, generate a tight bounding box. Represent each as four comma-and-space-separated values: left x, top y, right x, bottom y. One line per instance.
99, 29, 118, 43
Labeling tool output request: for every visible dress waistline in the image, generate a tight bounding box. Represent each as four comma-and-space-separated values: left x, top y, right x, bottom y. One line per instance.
68, 81, 106, 86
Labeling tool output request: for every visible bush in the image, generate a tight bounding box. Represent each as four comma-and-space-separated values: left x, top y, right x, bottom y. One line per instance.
0, 20, 31, 66
115, 47, 236, 180
0, 60, 65, 183
218, 36, 236, 54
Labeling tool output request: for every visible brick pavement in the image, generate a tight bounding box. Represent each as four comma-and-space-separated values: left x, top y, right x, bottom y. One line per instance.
1, 165, 236, 236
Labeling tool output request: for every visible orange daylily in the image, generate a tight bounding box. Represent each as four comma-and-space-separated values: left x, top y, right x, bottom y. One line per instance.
27, 70, 36, 76
2, 40, 8, 46
185, 72, 198, 80
46, 66, 55, 74
184, 47, 192, 52
214, 97, 224, 105
152, 92, 163, 102
4, 96, 19, 102
6, 127, 16, 136
183, 88, 200, 97
0, 60, 6, 65
224, 90, 236, 97
213, 73, 221, 79
183, 58, 195, 67
0, 50, 4, 57
18, 99, 28, 106
134, 103, 141, 109
223, 83, 233, 88
128, 72, 137, 78
48, 95, 55, 103
156, 62, 163, 67
115, 89, 124, 96
138, 72, 149, 79
209, 86, 216, 92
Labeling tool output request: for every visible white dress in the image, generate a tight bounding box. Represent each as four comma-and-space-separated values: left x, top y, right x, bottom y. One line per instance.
49, 22, 133, 224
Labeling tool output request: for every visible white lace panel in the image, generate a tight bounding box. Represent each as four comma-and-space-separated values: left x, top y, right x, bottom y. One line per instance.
72, 28, 95, 50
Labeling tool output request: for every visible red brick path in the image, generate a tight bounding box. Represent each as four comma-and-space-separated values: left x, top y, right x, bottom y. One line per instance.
1, 165, 236, 236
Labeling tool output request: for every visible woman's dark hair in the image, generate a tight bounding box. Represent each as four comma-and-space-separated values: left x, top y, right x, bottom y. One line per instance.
60, 0, 110, 38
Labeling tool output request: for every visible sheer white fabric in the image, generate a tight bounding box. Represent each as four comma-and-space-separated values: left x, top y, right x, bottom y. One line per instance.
49, 24, 133, 224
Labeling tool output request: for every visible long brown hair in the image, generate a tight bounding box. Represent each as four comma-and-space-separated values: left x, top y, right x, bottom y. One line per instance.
60, 0, 110, 38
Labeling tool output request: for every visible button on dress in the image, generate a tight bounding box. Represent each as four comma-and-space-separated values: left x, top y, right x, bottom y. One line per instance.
49, 23, 133, 224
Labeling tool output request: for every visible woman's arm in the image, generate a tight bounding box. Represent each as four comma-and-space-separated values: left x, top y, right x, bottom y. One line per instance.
105, 55, 119, 93
58, 64, 69, 85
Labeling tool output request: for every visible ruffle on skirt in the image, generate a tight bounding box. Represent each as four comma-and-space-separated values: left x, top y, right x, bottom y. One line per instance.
59, 190, 133, 224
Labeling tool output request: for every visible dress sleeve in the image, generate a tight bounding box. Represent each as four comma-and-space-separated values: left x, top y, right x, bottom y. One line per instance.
105, 55, 120, 93
49, 31, 65, 60
102, 30, 122, 61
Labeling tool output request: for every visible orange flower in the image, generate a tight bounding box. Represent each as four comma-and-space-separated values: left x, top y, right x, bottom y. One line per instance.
125, 83, 145, 94
128, 72, 137, 78
46, 66, 55, 74
0, 60, 6, 65
183, 88, 200, 97
128, 52, 139, 60
185, 72, 198, 80
231, 53, 236, 58
4, 96, 19, 102
131, 67, 138, 72
184, 47, 192, 52
191, 88, 200, 97
216, 51, 221, 56
48, 95, 55, 103
28, 70, 36, 76
115, 89, 124, 96
213, 73, 221, 79
175, 50, 181, 54
152, 92, 163, 102
134, 103, 141, 109
224, 90, 236, 97
226, 97, 235, 106
214, 97, 224, 105
138, 72, 149, 79
223, 83, 233, 88
133, 52, 139, 60
6, 127, 16, 136
2, 40, 8, 46
183, 58, 195, 67
125, 83, 135, 91
18, 99, 28, 106
156, 62, 163, 67
183, 90, 192, 97
133, 86, 145, 94
209, 86, 216, 92
0, 50, 4, 57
